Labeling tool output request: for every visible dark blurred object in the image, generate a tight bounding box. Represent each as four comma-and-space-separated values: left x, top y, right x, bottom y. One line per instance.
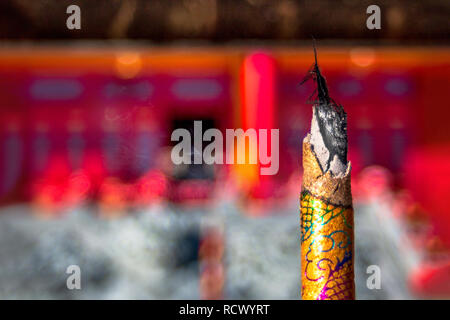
172, 229, 201, 269
0, 0, 448, 42
171, 118, 216, 181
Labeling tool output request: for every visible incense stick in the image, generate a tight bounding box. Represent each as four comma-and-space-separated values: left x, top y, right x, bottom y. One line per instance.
300, 43, 355, 300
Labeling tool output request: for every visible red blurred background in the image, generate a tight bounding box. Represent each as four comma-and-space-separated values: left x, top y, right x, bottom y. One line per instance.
0, 0, 449, 300
1, 47, 449, 222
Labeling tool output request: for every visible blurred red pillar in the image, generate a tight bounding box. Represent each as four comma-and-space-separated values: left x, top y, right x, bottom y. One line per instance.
237, 52, 277, 205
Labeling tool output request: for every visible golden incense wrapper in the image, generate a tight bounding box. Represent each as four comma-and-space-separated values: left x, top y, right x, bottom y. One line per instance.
300, 134, 355, 300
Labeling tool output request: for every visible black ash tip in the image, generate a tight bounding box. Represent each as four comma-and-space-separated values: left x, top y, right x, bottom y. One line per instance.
303, 40, 348, 168
312, 39, 330, 106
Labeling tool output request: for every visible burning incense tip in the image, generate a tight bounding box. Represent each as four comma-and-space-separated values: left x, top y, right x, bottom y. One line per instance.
308, 41, 348, 176
300, 42, 355, 300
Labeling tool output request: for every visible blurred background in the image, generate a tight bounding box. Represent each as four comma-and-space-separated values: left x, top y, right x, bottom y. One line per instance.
0, 0, 449, 299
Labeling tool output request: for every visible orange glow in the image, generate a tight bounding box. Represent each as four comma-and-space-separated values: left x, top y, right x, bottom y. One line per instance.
98, 177, 128, 218
350, 48, 376, 67
114, 52, 143, 79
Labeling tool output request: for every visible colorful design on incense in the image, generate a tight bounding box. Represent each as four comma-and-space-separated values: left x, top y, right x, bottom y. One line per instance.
300, 190, 355, 300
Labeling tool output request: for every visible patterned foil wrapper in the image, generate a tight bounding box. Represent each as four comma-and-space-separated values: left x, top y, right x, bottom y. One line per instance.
300, 191, 355, 300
